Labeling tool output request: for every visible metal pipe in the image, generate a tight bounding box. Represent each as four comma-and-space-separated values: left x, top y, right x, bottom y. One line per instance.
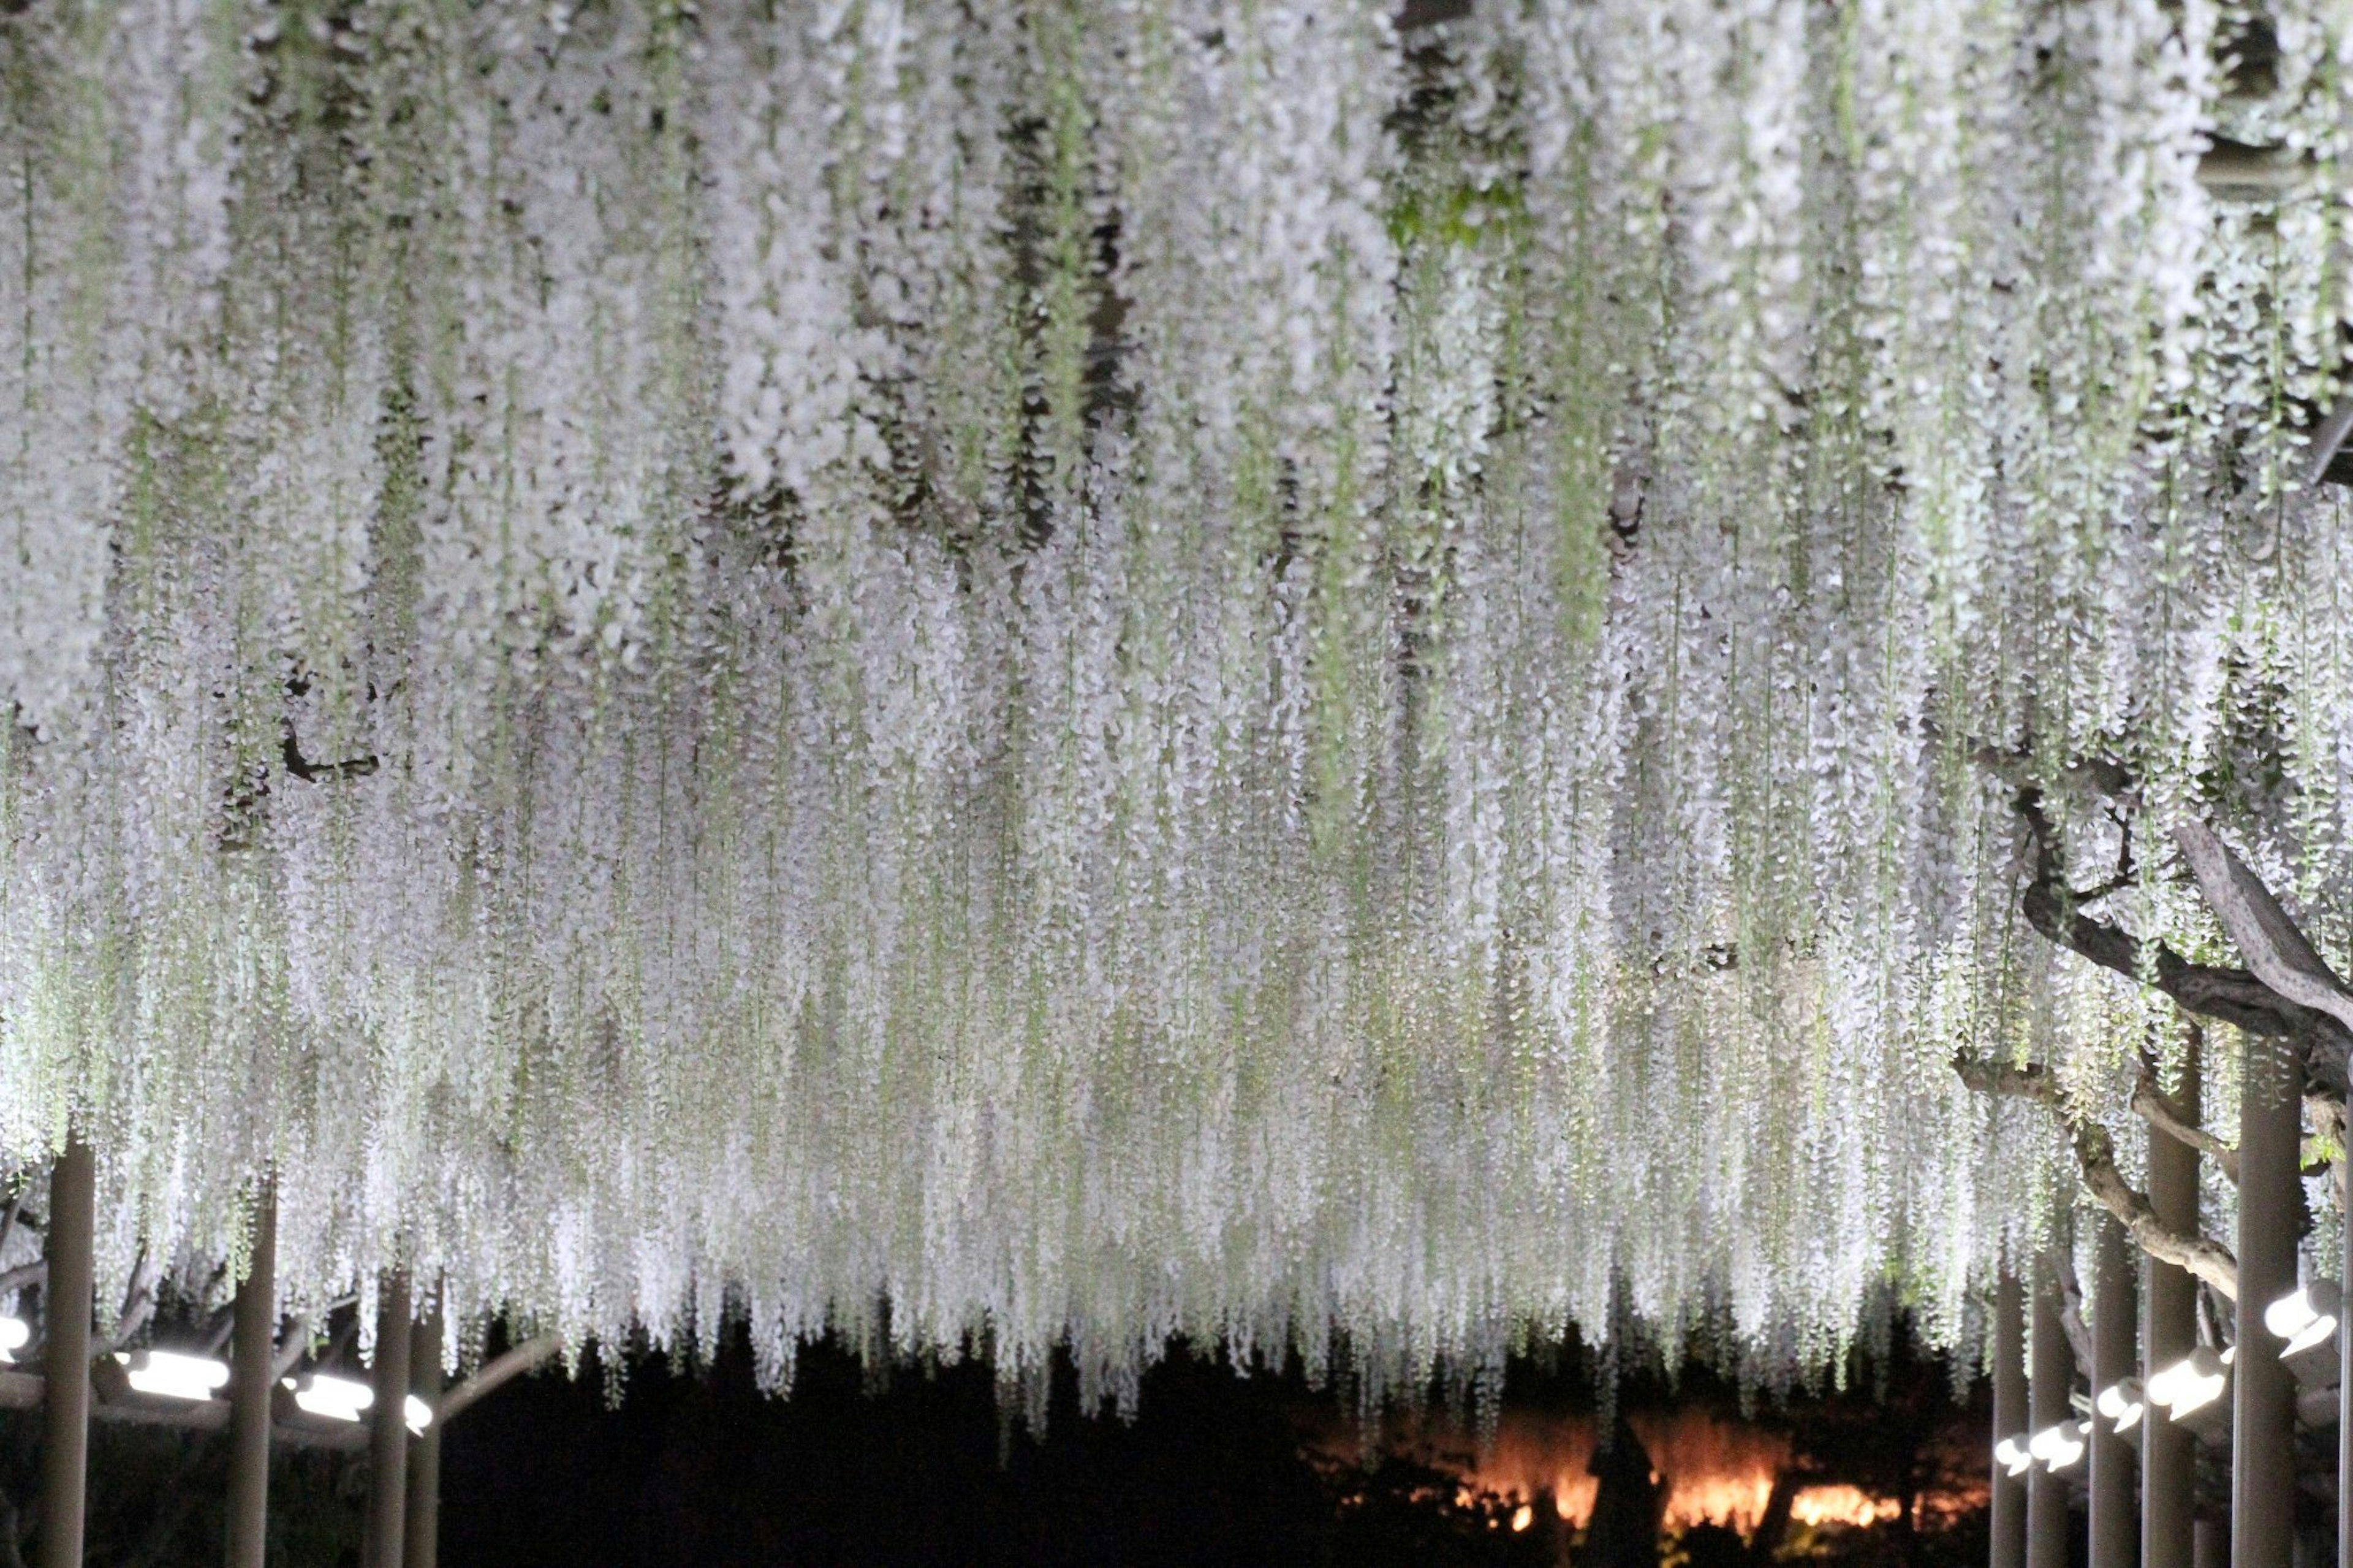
2341, 1162, 2351, 1568
2091, 1218, 2137, 1568
226, 1186, 276, 1568
1996, 1266, 2029, 1568
2234, 1037, 2301, 1568
37, 1135, 93, 1568
364, 1271, 412, 1568
2145, 1042, 2200, 1568
2030, 1249, 2075, 1568
404, 1298, 442, 1568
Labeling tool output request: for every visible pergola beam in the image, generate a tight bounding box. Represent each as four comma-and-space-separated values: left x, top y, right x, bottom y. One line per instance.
433, 1334, 561, 1428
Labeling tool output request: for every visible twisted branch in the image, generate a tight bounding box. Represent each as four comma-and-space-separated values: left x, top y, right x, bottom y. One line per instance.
2048, 1245, 2096, 1382
2131, 1066, 2238, 1184
1954, 1055, 2240, 1300
1976, 751, 2353, 1093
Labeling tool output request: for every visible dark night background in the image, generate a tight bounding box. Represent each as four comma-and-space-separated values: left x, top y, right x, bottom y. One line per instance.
0, 1318, 1991, 1567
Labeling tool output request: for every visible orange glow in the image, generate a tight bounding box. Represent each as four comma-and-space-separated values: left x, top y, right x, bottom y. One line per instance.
1348, 1406, 1969, 1538
1790, 1485, 1900, 1528
1452, 1409, 1792, 1532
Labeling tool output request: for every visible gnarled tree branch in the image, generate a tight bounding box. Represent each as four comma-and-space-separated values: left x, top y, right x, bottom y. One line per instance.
1976, 753, 2353, 1093
1955, 1054, 2240, 1300
270, 1314, 313, 1386
2172, 819, 2353, 1043
2048, 1244, 2096, 1383
2131, 1069, 2238, 1184
99, 1247, 161, 1355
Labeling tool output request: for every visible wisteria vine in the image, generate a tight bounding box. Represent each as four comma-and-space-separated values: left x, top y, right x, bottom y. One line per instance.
0, 0, 2348, 1407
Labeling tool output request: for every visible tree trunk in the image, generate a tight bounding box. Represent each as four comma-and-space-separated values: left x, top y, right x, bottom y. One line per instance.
225, 1186, 275, 1568
363, 1272, 411, 1568
404, 1301, 442, 1568
1993, 1268, 2028, 1568
2089, 1218, 2136, 1568
36, 1135, 92, 1568
2233, 1038, 2300, 1568
2028, 1251, 2073, 1568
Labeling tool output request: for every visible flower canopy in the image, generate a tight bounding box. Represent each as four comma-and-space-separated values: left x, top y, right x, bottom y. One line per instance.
0, 0, 2347, 1403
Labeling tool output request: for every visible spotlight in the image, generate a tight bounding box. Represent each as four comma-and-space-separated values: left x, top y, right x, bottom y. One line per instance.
2147, 1348, 2230, 1434
1994, 1433, 2034, 1477
405, 1394, 433, 1435
119, 1349, 230, 1401
2265, 1281, 2343, 1386
2094, 1377, 2145, 1435
0, 1316, 27, 1364
2028, 1419, 2088, 1471
289, 1372, 373, 1422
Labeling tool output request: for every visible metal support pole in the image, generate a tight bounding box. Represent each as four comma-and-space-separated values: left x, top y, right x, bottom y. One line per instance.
2031, 1249, 2075, 1568
226, 1185, 276, 1568
364, 1271, 412, 1568
37, 1133, 93, 1568
404, 1298, 442, 1568
2234, 1036, 2302, 1568
1996, 1266, 2029, 1568
2091, 1217, 2138, 1568
2146, 1040, 2200, 1568
2341, 1164, 2351, 1568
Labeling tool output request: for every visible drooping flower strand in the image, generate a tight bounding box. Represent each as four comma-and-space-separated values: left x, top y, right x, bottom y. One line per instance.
0, 0, 2339, 1409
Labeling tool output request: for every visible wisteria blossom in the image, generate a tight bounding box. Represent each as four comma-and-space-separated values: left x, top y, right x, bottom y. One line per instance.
0, 0, 2346, 1407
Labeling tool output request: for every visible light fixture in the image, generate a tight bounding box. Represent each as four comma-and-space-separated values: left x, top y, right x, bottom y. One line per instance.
405, 1394, 433, 1435
290, 1372, 374, 1422
2028, 1420, 2087, 1471
2095, 1377, 2145, 1434
2147, 1347, 2230, 1433
0, 1316, 28, 1365
1994, 1433, 2034, 1477
2265, 1281, 2343, 1385
119, 1349, 230, 1401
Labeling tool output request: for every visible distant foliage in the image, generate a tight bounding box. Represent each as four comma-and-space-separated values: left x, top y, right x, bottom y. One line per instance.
0, 0, 2345, 1403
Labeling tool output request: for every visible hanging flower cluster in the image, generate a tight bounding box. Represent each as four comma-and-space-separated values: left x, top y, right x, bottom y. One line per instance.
0, 0, 2347, 1406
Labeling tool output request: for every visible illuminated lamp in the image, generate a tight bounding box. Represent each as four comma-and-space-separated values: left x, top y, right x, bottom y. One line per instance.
119, 1349, 230, 1401
405, 1394, 433, 1435
2146, 1347, 2230, 1436
1994, 1434, 2034, 1477
2028, 1419, 2087, 1472
289, 1371, 373, 1422
0, 1316, 27, 1364
2264, 1281, 2342, 1387
2094, 1377, 2145, 1437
